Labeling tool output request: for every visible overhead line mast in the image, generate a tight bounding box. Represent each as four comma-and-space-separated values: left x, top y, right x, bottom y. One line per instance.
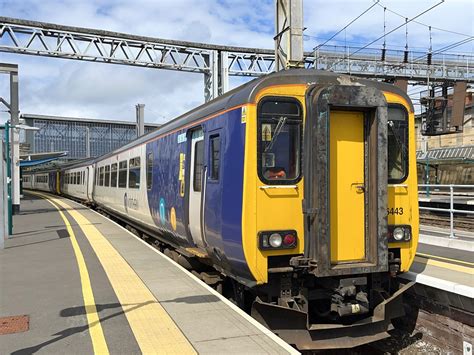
275, 0, 304, 70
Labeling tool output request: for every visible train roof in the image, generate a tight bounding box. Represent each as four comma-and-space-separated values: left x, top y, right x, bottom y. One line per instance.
56, 69, 414, 169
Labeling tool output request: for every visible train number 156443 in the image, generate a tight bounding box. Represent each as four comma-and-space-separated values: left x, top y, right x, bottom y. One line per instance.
387, 207, 404, 215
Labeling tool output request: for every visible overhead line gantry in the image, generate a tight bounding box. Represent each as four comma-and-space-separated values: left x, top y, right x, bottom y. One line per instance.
1, 16, 473, 102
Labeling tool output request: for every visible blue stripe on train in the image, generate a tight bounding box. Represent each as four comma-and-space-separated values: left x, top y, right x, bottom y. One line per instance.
145, 107, 254, 282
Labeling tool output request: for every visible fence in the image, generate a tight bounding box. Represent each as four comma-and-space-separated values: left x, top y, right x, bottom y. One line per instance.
419, 184, 474, 238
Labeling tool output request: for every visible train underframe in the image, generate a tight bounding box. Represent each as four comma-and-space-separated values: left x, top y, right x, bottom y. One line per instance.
250, 262, 415, 350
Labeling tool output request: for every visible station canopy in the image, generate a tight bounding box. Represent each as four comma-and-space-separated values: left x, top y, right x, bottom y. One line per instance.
417, 145, 474, 165
19, 151, 68, 167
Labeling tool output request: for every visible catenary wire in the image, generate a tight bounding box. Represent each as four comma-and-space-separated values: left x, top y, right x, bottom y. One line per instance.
327, 0, 445, 70
314, 0, 380, 50
375, 0, 472, 38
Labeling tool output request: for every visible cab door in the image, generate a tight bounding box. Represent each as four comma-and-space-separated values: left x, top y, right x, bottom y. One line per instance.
188, 129, 205, 248
330, 111, 366, 262
304, 85, 389, 276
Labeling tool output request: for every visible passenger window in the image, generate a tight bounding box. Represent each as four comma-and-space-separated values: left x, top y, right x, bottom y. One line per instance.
111, 163, 118, 187
104, 165, 110, 187
118, 161, 127, 188
388, 106, 409, 183
147, 153, 153, 190
76, 172, 80, 185
209, 135, 220, 180
258, 98, 302, 184
129, 157, 141, 189
99, 167, 104, 186
193, 141, 204, 192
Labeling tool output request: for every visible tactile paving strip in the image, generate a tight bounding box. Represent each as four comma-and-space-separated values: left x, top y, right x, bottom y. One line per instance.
0, 315, 29, 335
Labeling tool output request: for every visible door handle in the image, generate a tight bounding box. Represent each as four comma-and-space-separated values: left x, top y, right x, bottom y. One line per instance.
351, 183, 365, 193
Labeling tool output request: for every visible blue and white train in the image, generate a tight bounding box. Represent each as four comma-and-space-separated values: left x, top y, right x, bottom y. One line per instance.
24, 69, 420, 350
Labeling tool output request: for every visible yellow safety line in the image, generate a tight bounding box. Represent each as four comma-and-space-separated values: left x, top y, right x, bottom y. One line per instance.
39, 193, 196, 354
30, 191, 109, 355
416, 252, 474, 267
414, 256, 474, 274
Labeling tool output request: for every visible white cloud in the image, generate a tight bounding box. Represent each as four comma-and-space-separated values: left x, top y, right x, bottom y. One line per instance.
0, 0, 472, 124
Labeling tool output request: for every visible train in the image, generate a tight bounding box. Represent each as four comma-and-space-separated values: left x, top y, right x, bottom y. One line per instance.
23, 69, 419, 350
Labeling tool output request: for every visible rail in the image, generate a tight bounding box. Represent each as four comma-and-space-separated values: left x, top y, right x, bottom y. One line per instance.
418, 184, 474, 238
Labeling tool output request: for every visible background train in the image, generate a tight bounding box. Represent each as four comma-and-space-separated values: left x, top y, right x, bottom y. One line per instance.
24, 69, 419, 350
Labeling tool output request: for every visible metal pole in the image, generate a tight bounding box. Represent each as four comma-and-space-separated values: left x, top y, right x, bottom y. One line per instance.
10, 71, 20, 215
449, 184, 455, 238
0, 137, 4, 249
220, 51, 229, 94
135, 104, 145, 137
426, 157, 430, 197
85, 126, 91, 158
275, 0, 304, 71
5, 121, 12, 235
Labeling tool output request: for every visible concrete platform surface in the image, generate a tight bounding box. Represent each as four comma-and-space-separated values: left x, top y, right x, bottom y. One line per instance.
401, 238, 474, 299
419, 225, 474, 251
0, 193, 298, 355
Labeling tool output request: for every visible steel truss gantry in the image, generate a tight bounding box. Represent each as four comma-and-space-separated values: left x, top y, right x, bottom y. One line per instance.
1, 16, 473, 102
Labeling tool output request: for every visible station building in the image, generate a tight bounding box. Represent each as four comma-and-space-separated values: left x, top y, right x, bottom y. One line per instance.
20, 114, 160, 160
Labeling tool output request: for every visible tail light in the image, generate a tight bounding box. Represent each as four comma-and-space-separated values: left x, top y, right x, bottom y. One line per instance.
259, 230, 297, 250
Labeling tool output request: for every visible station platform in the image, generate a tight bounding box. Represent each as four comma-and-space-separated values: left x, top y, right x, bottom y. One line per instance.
401, 225, 474, 308
419, 225, 474, 251
0, 193, 298, 354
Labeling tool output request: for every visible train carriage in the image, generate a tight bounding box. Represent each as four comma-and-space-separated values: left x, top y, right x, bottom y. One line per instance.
62, 162, 94, 202
24, 69, 419, 350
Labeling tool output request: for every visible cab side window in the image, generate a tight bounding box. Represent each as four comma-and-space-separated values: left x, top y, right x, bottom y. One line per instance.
388, 106, 409, 183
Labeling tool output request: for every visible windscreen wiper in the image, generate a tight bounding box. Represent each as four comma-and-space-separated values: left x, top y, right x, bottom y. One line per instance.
264, 116, 287, 152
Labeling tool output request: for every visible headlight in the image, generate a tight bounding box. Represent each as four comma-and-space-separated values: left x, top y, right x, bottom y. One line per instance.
389, 225, 412, 242
259, 230, 297, 250
393, 227, 404, 241
269, 233, 283, 247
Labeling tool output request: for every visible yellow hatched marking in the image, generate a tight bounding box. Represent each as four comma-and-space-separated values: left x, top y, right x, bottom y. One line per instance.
32, 192, 109, 355
47, 194, 196, 355
416, 252, 474, 267
414, 256, 474, 274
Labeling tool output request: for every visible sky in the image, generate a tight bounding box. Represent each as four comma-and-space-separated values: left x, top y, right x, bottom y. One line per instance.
0, 0, 472, 124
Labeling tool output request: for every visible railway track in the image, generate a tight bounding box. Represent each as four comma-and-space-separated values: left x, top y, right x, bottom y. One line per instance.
420, 212, 474, 231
